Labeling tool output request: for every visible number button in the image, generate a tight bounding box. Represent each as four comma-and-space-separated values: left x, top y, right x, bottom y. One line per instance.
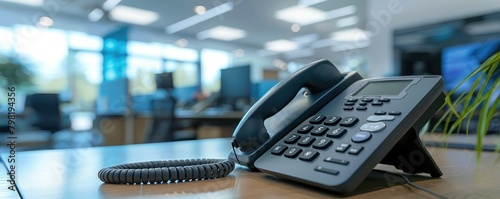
271, 145, 288, 155
297, 124, 313, 134
284, 134, 301, 144
324, 116, 341, 126
310, 126, 328, 136
312, 138, 333, 149
309, 115, 326, 124
326, 127, 347, 138
298, 136, 316, 147
284, 147, 302, 158
299, 150, 319, 161
339, 117, 359, 127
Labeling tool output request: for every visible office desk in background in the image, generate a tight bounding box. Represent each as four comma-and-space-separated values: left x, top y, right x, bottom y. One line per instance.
2, 138, 500, 199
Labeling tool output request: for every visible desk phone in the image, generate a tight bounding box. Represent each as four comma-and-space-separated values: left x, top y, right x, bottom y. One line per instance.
229, 59, 443, 193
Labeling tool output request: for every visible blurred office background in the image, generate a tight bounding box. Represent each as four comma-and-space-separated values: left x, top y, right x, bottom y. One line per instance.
0, 0, 499, 151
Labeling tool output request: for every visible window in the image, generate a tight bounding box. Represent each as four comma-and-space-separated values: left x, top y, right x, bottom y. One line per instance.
201, 49, 231, 93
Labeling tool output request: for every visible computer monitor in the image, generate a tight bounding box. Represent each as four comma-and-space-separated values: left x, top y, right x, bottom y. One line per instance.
441, 39, 500, 95
156, 72, 174, 90
219, 65, 251, 110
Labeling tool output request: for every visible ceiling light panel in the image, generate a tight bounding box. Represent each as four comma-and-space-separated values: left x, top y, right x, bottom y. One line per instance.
197, 26, 246, 41
275, 6, 326, 25
265, 39, 299, 52
336, 16, 359, 28
331, 28, 370, 42
109, 5, 159, 25
165, 2, 233, 34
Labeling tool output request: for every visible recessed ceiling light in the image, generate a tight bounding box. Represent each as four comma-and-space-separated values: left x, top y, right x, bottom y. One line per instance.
234, 49, 245, 57
331, 28, 370, 42
291, 24, 301, 32
102, 0, 122, 11
265, 39, 299, 52
194, 5, 206, 15
1, 0, 43, 7
37, 16, 53, 27
325, 5, 356, 20
275, 6, 326, 25
336, 16, 358, 28
197, 26, 246, 41
88, 8, 104, 22
175, 39, 188, 47
109, 5, 159, 25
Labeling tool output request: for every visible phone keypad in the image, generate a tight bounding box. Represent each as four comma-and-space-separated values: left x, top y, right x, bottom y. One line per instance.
270, 111, 402, 177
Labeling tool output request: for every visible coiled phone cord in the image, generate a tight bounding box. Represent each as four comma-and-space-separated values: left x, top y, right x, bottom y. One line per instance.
98, 158, 234, 184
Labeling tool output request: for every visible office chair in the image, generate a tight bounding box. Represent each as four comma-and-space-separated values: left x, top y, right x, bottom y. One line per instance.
27, 93, 62, 133
145, 97, 196, 142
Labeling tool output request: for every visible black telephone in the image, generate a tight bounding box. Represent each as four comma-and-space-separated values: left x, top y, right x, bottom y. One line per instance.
229, 59, 443, 193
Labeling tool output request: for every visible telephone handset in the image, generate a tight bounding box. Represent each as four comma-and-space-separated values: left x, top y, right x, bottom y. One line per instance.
229, 59, 444, 193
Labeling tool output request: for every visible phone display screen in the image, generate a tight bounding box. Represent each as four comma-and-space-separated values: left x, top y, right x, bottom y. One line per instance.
354, 80, 412, 96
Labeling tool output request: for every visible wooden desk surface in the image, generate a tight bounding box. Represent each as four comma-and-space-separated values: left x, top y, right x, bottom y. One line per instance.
2, 138, 499, 199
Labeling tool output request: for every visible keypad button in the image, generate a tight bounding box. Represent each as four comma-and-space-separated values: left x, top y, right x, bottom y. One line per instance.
344, 102, 355, 106
367, 115, 394, 122
348, 146, 364, 155
389, 111, 402, 115
324, 116, 341, 126
360, 122, 386, 132
378, 98, 390, 102
324, 157, 349, 165
299, 150, 319, 161
284, 147, 302, 158
284, 134, 301, 144
374, 111, 387, 115
314, 166, 339, 175
312, 138, 333, 149
310, 126, 329, 136
351, 132, 372, 143
271, 145, 288, 155
343, 106, 354, 110
297, 124, 313, 134
309, 115, 326, 124
339, 117, 359, 127
358, 102, 368, 106
372, 101, 383, 106
361, 98, 373, 102
356, 106, 367, 110
298, 136, 316, 147
347, 98, 358, 102
335, 143, 351, 152
326, 127, 347, 138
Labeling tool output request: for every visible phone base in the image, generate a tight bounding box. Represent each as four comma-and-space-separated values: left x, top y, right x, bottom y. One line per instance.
379, 127, 443, 178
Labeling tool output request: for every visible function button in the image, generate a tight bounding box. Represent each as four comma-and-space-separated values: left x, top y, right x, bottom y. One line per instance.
356, 106, 367, 110
324, 157, 349, 165
310, 126, 329, 136
360, 122, 386, 132
367, 115, 394, 122
299, 150, 319, 161
284, 147, 302, 158
343, 106, 354, 111
361, 98, 373, 102
348, 146, 364, 155
371, 101, 383, 106
326, 127, 347, 138
344, 102, 355, 106
298, 136, 316, 147
324, 116, 341, 126
389, 111, 402, 115
378, 98, 391, 102
271, 145, 288, 155
284, 134, 301, 144
339, 117, 359, 127
347, 98, 358, 102
314, 166, 339, 175
297, 124, 314, 134
351, 132, 372, 143
374, 111, 387, 115
309, 115, 326, 124
358, 102, 368, 106
312, 138, 333, 149
335, 143, 351, 152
